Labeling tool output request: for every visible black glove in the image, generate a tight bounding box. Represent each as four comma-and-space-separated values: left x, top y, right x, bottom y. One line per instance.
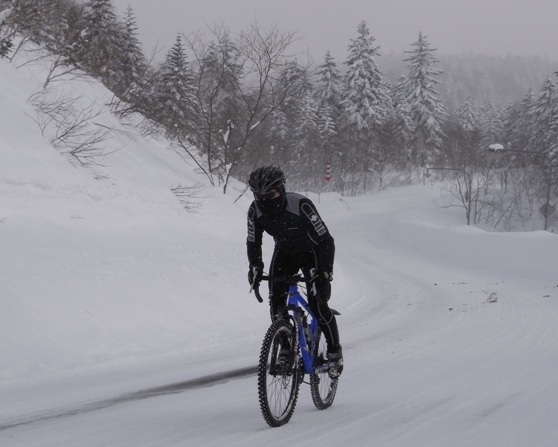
309, 269, 333, 302
310, 270, 333, 283
248, 264, 263, 287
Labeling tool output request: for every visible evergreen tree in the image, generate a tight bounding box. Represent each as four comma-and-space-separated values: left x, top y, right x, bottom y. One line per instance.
341, 21, 391, 190
10, 0, 42, 43
391, 75, 415, 166
153, 34, 197, 139
504, 90, 534, 154
58, 1, 87, 66
528, 77, 556, 154
14, 0, 66, 48
479, 103, 505, 149
294, 90, 320, 176
450, 97, 483, 168
342, 21, 390, 131
315, 51, 343, 119
401, 32, 446, 167
530, 76, 558, 213
286, 61, 320, 177
117, 6, 147, 104
255, 59, 319, 185
40, 1, 70, 54
547, 75, 558, 207
314, 51, 343, 177
458, 96, 479, 133
264, 108, 291, 166
80, 0, 125, 85
316, 102, 338, 162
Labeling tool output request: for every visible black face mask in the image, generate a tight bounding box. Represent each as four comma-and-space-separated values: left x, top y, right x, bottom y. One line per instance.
257, 193, 285, 217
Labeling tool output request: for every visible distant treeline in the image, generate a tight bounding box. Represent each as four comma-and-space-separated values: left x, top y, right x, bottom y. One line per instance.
1, 0, 557, 231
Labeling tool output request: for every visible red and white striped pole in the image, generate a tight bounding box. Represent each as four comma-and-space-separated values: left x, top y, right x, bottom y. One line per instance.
324, 161, 332, 182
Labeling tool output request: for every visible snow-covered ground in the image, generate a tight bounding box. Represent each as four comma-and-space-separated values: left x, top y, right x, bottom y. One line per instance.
1, 47, 558, 447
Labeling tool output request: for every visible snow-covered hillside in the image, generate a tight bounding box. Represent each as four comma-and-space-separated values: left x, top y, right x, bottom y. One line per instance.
1, 45, 257, 380
1, 46, 558, 447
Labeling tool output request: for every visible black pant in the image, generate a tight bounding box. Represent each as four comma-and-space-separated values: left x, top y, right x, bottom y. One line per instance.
268, 248, 340, 351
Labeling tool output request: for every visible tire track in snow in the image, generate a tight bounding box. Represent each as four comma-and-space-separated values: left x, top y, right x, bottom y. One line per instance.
0, 366, 257, 431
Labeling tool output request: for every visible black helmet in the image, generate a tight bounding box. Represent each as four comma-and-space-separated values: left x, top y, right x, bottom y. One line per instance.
248, 165, 285, 193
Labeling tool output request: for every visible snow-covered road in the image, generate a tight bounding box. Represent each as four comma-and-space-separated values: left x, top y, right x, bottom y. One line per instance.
2, 186, 558, 447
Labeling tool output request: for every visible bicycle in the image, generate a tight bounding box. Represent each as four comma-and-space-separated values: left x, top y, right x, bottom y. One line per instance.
252, 273, 340, 427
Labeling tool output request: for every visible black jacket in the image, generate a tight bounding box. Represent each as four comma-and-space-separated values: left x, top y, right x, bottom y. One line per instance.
247, 192, 335, 272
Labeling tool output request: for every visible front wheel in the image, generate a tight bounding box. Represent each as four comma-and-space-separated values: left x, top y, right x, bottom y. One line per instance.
310, 327, 338, 409
257, 318, 301, 427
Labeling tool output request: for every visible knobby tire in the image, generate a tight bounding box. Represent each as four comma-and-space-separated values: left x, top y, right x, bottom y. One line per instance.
309, 327, 339, 410
257, 318, 301, 427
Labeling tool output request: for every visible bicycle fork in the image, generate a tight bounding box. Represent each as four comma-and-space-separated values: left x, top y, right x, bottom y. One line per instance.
289, 309, 316, 375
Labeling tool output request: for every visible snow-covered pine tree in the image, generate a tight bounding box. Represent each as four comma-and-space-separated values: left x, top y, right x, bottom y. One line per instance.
317, 102, 337, 159
458, 96, 479, 134
479, 103, 505, 154
315, 50, 343, 120
547, 75, 558, 209
341, 20, 391, 191
54, 1, 87, 67
391, 75, 415, 167
294, 90, 320, 177
80, 0, 126, 88
342, 21, 390, 131
1, 0, 64, 58
36, 1, 69, 54
504, 90, 535, 155
528, 77, 556, 154
314, 51, 343, 179
401, 32, 446, 167
264, 108, 291, 166
10, 0, 43, 44
442, 96, 482, 168
117, 6, 148, 107
275, 59, 320, 186
153, 34, 197, 140
528, 76, 558, 226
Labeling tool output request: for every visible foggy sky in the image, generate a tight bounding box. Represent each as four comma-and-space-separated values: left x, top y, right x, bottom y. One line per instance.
112, 0, 558, 62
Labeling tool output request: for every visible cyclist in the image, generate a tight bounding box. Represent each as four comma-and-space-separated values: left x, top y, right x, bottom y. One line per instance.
246, 165, 343, 376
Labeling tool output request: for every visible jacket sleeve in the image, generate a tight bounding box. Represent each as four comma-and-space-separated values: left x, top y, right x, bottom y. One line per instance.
300, 199, 335, 272
246, 202, 264, 268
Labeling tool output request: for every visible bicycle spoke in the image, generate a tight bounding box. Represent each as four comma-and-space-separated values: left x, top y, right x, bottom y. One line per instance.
310, 328, 339, 410
257, 319, 301, 427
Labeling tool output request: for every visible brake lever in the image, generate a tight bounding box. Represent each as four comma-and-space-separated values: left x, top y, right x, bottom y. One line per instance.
250, 280, 263, 303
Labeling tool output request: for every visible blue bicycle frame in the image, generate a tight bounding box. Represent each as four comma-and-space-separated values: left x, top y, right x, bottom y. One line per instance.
287, 282, 333, 376
253, 274, 330, 375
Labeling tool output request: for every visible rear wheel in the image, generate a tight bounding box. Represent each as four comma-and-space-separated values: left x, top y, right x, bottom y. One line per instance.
257, 318, 301, 427
310, 328, 338, 409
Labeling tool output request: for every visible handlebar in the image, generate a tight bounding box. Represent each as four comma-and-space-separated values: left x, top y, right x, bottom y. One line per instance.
251, 274, 305, 303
